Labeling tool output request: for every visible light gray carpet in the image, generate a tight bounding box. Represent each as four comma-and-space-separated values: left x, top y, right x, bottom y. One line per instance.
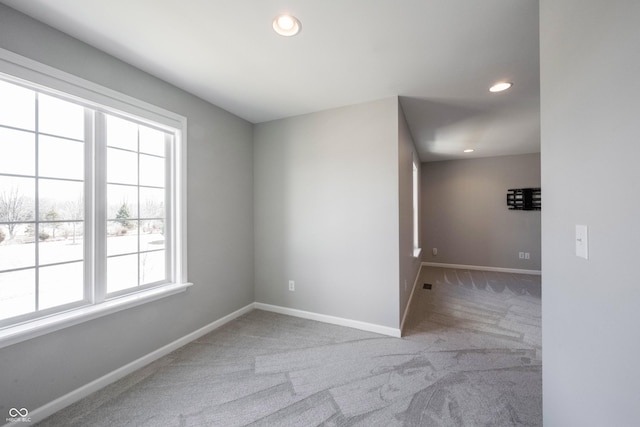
36, 267, 541, 426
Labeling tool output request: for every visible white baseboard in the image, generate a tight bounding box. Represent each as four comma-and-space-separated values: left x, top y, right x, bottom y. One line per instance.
254, 302, 401, 338
422, 262, 541, 276
400, 264, 424, 335
18, 303, 254, 426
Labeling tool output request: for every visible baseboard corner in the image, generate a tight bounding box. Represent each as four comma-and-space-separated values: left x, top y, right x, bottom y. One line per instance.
400, 264, 424, 336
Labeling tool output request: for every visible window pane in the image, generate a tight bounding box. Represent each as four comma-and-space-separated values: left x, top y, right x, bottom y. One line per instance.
39, 223, 83, 265
0, 127, 35, 176
39, 135, 84, 180
139, 154, 164, 187
107, 220, 139, 256
141, 220, 164, 251
38, 94, 84, 140
0, 80, 35, 131
39, 261, 84, 310
106, 115, 138, 151
107, 184, 138, 219
107, 254, 138, 293
140, 187, 164, 219
0, 176, 35, 223
38, 179, 84, 221
107, 148, 137, 185
139, 126, 165, 157
0, 269, 35, 321
140, 250, 165, 285
0, 223, 35, 271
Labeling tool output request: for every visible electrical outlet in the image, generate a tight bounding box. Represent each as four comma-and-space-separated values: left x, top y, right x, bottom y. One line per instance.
519, 252, 525, 259
576, 225, 588, 259
432, 248, 438, 256
288, 280, 295, 291
524, 252, 530, 260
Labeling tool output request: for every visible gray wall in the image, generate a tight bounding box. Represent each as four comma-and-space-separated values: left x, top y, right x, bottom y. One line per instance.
0, 4, 254, 413
397, 104, 421, 323
541, 0, 640, 425
254, 98, 400, 329
421, 154, 541, 270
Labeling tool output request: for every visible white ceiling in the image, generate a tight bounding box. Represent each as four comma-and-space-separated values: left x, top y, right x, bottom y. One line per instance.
1, 0, 540, 162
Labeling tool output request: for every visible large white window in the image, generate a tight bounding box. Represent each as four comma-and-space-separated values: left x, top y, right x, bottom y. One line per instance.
0, 49, 188, 347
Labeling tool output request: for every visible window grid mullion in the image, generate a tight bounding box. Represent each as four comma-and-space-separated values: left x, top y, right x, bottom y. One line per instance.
137, 127, 141, 287
165, 133, 173, 284
34, 91, 40, 312
93, 112, 107, 302
83, 108, 95, 304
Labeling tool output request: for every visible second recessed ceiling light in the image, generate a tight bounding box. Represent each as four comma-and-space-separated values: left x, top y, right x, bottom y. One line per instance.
273, 14, 301, 37
489, 82, 513, 93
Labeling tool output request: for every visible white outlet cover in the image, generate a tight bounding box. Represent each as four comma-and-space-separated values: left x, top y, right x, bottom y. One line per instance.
576, 225, 588, 259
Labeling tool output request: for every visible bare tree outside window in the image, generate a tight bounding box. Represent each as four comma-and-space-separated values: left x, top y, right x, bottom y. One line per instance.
63, 196, 83, 244
142, 198, 164, 220
0, 187, 33, 239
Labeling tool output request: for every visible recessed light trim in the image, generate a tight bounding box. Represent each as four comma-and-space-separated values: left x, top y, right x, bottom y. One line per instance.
489, 82, 513, 93
463, 149, 475, 153
273, 14, 301, 37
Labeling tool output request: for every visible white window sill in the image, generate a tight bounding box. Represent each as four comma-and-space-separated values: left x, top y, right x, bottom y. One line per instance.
0, 282, 193, 350
413, 248, 422, 259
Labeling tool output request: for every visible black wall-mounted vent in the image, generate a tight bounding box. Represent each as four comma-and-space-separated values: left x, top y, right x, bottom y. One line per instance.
507, 188, 541, 211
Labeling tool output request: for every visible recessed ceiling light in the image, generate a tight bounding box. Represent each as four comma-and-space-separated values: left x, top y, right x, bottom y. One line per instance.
273, 14, 301, 37
463, 149, 475, 153
489, 82, 513, 93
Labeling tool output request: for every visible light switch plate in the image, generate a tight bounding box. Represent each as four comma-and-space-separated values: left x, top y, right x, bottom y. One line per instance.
576, 225, 588, 259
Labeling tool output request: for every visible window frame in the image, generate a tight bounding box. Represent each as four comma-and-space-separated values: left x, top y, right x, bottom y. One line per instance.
0, 48, 190, 349
412, 155, 421, 258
